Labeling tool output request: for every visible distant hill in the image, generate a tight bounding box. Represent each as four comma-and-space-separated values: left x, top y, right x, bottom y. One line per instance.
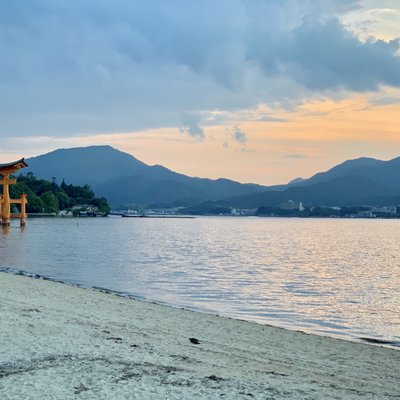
288, 157, 400, 190
24, 146, 267, 206
10, 174, 110, 214
228, 157, 400, 208
287, 177, 306, 186
228, 175, 400, 208
93, 175, 206, 206
25, 146, 148, 185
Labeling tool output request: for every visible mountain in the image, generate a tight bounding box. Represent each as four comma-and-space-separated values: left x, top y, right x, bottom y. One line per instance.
288, 156, 400, 190
287, 177, 306, 186
228, 156, 400, 208
24, 146, 267, 206
93, 175, 206, 206
228, 175, 400, 208
25, 146, 148, 185
22, 147, 400, 208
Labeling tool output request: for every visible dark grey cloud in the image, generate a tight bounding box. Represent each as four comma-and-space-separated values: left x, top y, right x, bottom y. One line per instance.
0, 0, 398, 137
179, 113, 205, 140
282, 20, 400, 91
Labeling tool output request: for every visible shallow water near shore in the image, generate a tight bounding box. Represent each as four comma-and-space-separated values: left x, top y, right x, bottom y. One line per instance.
1, 216, 399, 346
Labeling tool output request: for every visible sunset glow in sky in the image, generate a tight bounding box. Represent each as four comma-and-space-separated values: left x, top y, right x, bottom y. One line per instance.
1, 0, 400, 185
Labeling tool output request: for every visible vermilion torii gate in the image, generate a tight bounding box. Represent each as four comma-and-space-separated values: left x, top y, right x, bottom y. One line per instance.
0, 159, 28, 226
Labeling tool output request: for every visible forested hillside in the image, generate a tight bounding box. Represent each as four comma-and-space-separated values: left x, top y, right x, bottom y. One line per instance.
7, 173, 110, 214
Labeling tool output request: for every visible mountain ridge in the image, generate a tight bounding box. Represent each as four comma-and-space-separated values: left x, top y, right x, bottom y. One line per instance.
227, 175, 399, 208
24, 145, 267, 206
21, 145, 400, 208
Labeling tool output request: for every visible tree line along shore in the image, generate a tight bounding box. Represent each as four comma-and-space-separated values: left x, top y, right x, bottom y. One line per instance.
5, 173, 110, 216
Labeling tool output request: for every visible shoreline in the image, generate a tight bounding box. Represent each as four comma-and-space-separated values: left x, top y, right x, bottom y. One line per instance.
1, 267, 399, 350
1, 272, 399, 399
22, 213, 400, 219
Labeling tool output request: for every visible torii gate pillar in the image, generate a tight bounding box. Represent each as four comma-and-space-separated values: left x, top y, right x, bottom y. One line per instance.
0, 158, 28, 226
0, 174, 16, 225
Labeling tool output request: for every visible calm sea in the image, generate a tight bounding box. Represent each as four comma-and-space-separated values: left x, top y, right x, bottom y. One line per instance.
1, 217, 399, 347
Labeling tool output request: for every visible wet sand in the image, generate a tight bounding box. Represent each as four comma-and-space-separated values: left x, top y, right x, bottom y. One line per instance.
0, 272, 399, 399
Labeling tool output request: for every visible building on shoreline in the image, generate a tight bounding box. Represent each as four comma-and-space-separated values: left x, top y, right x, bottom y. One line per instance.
279, 200, 304, 212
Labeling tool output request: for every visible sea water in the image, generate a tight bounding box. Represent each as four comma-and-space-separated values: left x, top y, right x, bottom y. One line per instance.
1, 217, 399, 346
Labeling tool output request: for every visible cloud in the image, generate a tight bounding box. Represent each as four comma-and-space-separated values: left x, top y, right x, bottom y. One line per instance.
240, 147, 256, 153
0, 0, 399, 137
284, 154, 312, 159
343, 3, 400, 42
179, 113, 205, 140
371, 96, 400, 106
231, 125, 248, 145
206, 105, 288, 125
281, 19, 400, 91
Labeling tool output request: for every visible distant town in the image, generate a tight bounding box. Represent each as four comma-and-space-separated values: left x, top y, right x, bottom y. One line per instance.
112, 200, 400, 219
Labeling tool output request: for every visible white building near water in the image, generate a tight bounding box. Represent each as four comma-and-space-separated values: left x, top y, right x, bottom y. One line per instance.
279, 200, 304, 212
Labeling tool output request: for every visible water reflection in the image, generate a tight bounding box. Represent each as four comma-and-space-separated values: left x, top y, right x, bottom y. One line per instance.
1, 217, 399, 345
1, 224, 10, 235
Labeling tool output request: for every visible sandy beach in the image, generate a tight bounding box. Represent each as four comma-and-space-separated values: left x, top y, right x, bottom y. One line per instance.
0, 272, 399, 399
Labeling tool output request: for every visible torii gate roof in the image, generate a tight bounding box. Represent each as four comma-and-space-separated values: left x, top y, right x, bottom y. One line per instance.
0, 158, 28, 174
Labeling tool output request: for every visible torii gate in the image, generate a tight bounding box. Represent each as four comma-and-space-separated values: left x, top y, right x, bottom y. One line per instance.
0, 158, 28, 226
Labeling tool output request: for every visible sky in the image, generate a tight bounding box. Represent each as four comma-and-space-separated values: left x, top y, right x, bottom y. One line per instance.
1, 0, 400, 185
